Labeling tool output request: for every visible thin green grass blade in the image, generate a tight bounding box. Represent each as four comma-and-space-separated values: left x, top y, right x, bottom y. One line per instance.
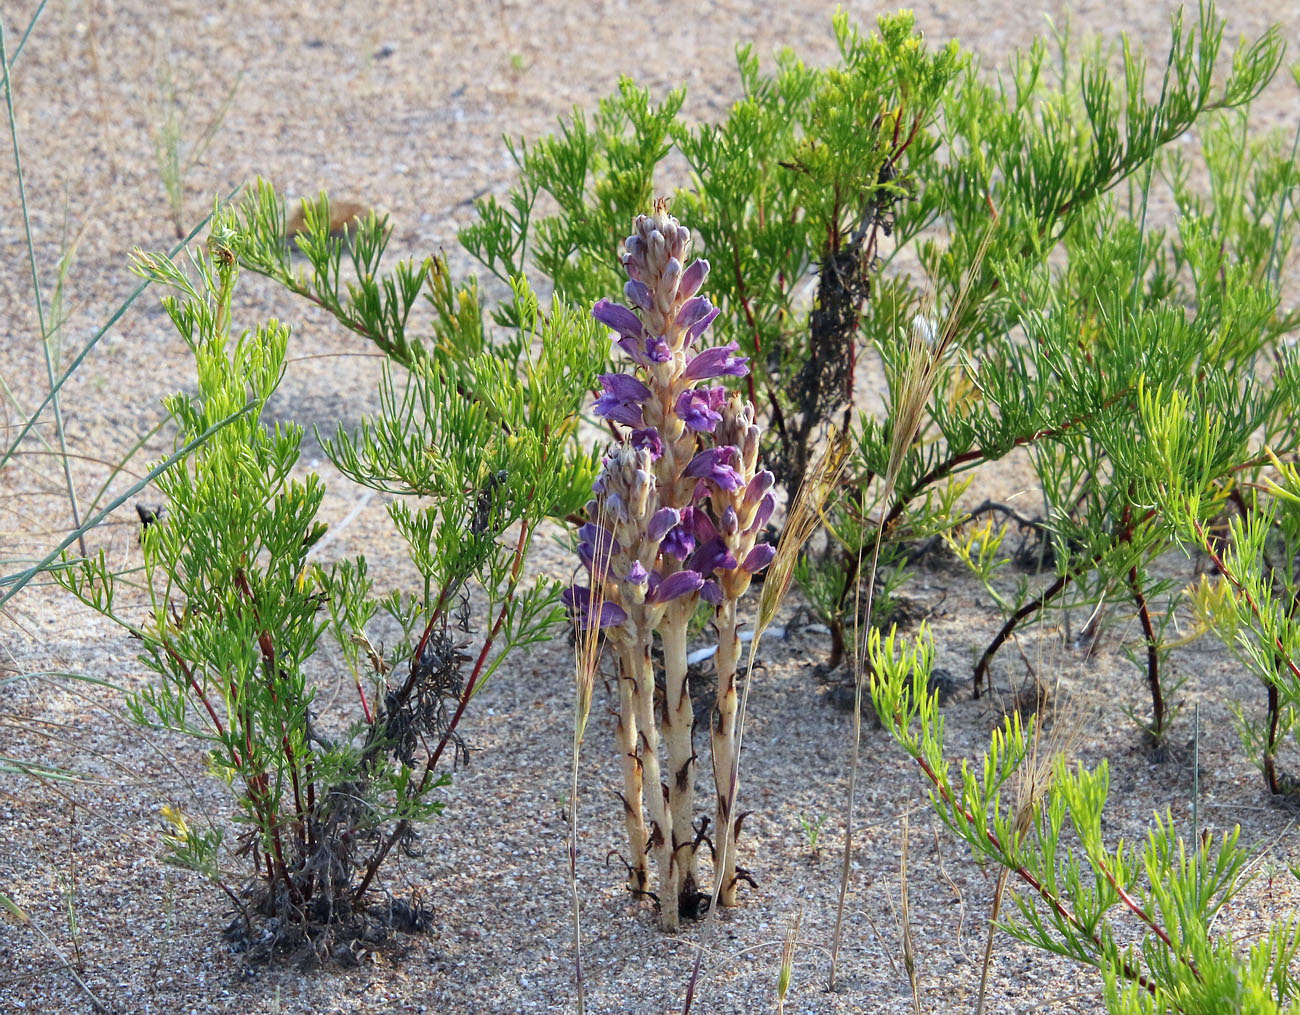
0, 669, 128, 692
4, 0, 47, 70
0, 890, 29, 923
81, 417, 168, 519
0, 399, 256, 609
0, 196, 230, 475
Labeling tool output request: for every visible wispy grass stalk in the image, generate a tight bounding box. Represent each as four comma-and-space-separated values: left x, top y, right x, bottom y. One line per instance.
829, 207, 998, 988
899, 812, 920, 1015
3, 1, 47, 69
0, 202, 220, 470
568, 510, 617, 1015
151, 53, 243, 238
775, 908, 802, 1015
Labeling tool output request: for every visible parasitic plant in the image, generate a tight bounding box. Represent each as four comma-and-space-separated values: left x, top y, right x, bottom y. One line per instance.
567, 201, 775, 930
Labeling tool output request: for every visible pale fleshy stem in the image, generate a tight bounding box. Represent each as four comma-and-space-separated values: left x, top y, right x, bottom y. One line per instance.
613, 639, 649, 896
660, 596, 698, 908
630, 612, 678, 930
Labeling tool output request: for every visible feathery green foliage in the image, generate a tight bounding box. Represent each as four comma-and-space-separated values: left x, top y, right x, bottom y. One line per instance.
872, 624, 1300, 1014
58, 214, 602, 958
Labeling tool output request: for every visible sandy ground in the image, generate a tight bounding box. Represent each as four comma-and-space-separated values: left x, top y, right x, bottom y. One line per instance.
3, 1, 1300, 1013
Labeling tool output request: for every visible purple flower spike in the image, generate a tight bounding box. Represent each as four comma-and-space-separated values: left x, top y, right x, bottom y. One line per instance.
625, 279, 653, 311
679, 259, 709, 300
675, 386, 727, 432
630, 428, 664, 459
647, 507, 681, 542
684, 341, 748, 381
563, 585, 627, 628
593, 299, 644, 341
647, 569, 704, 604
742, 544, 776, 573
685, 446, 744, 492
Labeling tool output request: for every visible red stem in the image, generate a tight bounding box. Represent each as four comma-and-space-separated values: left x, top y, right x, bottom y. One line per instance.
355, 675, 374, 724
882, 387, 1136, 532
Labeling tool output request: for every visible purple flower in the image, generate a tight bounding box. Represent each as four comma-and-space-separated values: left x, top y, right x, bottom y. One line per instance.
599, 372, 651, 401
599, 492, 626, 522
674, 386, 727, 432
691, 508, 718, 543
679, 259, 709, 301
742, 544, 776, 573
683, 305, 721, 346
592, 299, 644, 341
660, 520, 695, 560
719, 505, 739, 537
676, 296, 714, 331
686, 537, 736, 576
630, 428, 663, 459
647, 507, 681, 543
618, 334, 672, 366
563, 585, 627, 628
749, 491, 776, 533
624, 279, 653, 311
577, 522, 620, 577
700, 579, 723, 606
625, 560, 649, 584
663, 257, 682, 292
683, 341, 748, 381
646, 569, 704, 604
744, 471, 774, 506
577, 522, 616, 547
684, 446, 744, 492
594, 372, 651, 426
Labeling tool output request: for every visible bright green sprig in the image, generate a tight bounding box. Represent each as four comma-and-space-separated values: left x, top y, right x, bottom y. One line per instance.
871, 624, 1298, 1012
